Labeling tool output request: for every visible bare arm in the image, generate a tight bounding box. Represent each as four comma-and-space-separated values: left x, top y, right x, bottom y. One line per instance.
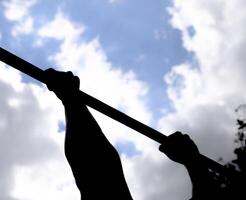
45, 69, 132, 199
159, 132, 222, 199
64, 101, 132, 199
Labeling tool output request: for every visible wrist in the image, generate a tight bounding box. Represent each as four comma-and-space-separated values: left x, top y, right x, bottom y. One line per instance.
61, 91, 81, 105
183, 153, 201, 168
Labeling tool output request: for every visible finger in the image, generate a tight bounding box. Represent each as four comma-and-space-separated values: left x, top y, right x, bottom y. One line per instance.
159, 144, 167, 153
168, 131, 183, 141
65, 71, 74, 79
174, 131, 182, 135
183, 134, 191, 142
65, 71, 74, 82
45, 68, 58, 79
172, 131, 183, 137
45, 69, 56, 91
45, 68, 63, 91
159, 137, 173, 153
45, 68, 56, 73
63, 72, 79, 90
73, 76, 80, 88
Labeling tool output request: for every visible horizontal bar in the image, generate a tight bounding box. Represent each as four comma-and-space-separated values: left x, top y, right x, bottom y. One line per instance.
0, 47, 237, 177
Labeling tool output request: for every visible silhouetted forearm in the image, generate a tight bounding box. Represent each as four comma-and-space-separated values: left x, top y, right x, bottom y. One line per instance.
184, 160, 222, 199
63, 100, 132, 199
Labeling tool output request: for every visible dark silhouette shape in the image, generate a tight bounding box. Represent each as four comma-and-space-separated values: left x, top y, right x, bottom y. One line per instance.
231, 115, 246, 173
237, 119, 246, 130
0, 46, 231, 181
45, 69, 133, 199
221, 105, 246, 199
0, 47, 245, 199
45, 68, 245, 200
159, 132, 244, 200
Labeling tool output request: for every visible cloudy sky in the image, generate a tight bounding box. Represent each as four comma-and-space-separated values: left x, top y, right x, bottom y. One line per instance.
0, 0, 246, 199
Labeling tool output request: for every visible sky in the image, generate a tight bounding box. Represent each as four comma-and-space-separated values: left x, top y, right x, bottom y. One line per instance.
0, 0, 246, 199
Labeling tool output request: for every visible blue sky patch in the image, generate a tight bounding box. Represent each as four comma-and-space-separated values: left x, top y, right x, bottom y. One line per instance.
115, 141, 142, 157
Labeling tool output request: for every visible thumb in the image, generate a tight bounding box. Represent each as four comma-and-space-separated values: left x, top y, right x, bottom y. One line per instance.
159, 143, 168, 154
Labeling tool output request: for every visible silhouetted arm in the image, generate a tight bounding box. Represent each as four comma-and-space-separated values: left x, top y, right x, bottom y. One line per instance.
184, 157, 222, 199
159, 132, 222, 199
45, 69, 133, 199
64, 101, 132, 199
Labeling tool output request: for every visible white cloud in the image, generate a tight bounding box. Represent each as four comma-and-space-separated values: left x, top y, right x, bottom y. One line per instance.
2, 0, 36, 36
164, 0, 246, 138
0, 9, 154, 200
38, 12, 85, 42
37, 11, 152, 143
115, 0, 246, 199
2, 0, 35, 20
11, 17, 34, 37
0, 62, 80, 199
36, 11, 203, 200
13, 161, 79, 200
71, 1, 246, 200
2, 0, 245, 199
145, 0, 246, 199
37, 11, 163, 200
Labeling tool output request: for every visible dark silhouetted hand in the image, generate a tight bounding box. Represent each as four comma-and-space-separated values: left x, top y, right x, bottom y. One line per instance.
45, 68, 80, 104
44, 68, 133, 199
159, 131, 199, 166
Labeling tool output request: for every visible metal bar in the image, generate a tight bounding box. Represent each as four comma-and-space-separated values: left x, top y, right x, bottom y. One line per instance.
0, 47, 46, 83
0, 47, 235, 176
0, 47, 166, 143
